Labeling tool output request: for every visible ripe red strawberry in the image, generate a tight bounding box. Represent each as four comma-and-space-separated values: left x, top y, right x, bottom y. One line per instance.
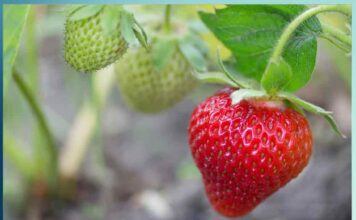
188, 87, 313, 217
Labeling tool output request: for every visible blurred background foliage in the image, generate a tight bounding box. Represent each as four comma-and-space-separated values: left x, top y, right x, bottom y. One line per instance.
4, 5, 351, 220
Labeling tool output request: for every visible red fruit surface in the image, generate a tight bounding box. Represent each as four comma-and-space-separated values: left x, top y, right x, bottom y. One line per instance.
188, 88, 313, 217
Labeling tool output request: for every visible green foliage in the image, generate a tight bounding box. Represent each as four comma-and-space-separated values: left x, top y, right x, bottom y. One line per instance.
179, 39, 207, 72
199, 5, 322, 92
230, 89, 266, 105
120, 10, 148, 48
3, 5, 31, 93
68, 5, 104, 21
120, 10, 137, 45
101, 6, 122, 35
4, 130, 35, 179
262, 57, 292, 94
279, 92, 345, 137
152, 38, 176, 71
192, 71, 238, 87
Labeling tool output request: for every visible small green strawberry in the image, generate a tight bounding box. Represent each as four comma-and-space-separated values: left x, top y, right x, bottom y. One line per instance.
116, 40, 196, 113
64, 5, 147, 73
115, 11, 208, 113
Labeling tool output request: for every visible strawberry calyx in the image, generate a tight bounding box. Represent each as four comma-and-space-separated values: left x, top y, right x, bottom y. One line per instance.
143, 6, 209, 72
66, 5, 148, 49
231, 88, 345, 138
194, 55, 345, 138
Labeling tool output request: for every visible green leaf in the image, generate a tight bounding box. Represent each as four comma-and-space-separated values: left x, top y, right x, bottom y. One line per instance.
152, 39, 176, 70
262, 57, 292, 94
3, 5, 31, 94
230, 89, 267, 105
178, 39, 207, 72
192, 71, 238, 87
69, 5, 104, 21
280, 92, 345, 137
184, 32, 210, 57
100, 6, 122, 35
199, 5, 322, 92
120, 11, 137, 46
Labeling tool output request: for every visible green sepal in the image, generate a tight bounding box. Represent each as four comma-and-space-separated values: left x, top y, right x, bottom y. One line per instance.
183, 32, 210, 58
100, 6, 122, 36
65, 5, 86, 17
120, 11, 136, 46
192, 71, 238, 87
262, 57, 292, 95
280, 92, 346, 138
120, 11, 148, 49
132, 19, 149, 49
216, 51, 251, 89
178, 38, 207, 72
68, 5, 104, 21
230, 89, 267, 105
152, 38, 177, 71
284, 100, 306, 116
223, 60, 260, 90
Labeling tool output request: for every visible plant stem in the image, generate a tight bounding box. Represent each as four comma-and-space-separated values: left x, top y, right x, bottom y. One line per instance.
321, 22, 351, 45
4, 130, 35, 179
271, 4, 352, 62
322, 41, 351, 90
26, 7, 39, 91
319, 33, 350, 52
26, 6, 47, 182
319, 22, 351, 52
12, 70, 58, 187
164, 5, 172, 33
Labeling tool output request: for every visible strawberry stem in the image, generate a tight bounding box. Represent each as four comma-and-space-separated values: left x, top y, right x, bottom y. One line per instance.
164, 5, 172, 33
12, 69, 58, 190
271, 4, 352, 63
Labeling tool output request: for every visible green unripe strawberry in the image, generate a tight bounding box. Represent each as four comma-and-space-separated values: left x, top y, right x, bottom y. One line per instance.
65, 7, 127, 73
116, 39, 198, 113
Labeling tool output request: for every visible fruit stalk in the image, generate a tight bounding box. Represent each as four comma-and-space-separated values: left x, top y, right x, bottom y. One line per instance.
164, 5, 172, 33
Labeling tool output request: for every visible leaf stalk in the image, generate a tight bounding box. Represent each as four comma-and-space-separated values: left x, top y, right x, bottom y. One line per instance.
271, 4, 352, 63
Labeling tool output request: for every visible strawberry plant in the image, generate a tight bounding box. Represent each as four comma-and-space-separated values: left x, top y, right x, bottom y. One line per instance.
188, 4, 350, 217
3, 4, 351, 219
